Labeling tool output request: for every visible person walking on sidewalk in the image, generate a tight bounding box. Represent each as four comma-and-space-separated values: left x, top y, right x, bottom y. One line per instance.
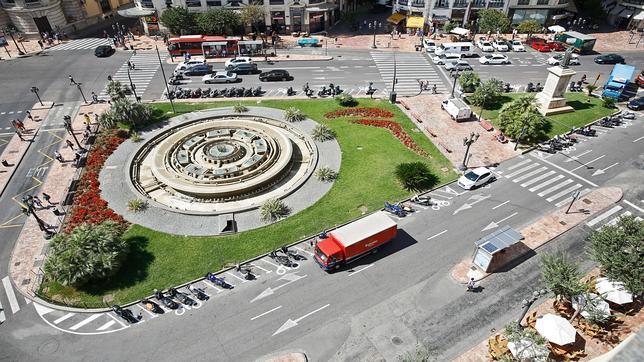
42, 192, 54, 206
83, 114, 91, 125
16, 130, 25, 141
26, 110, 34, 122
467, 278, 476, 292
32, 196, 44, 209
65, 139, 74, 149
68, 75, 77, 85
54, 151, 64, 162
74, 152, 82, 167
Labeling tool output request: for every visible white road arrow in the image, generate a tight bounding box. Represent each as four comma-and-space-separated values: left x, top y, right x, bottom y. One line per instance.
453, 194, 491, 215
251, 273, 306, 303
592, 162, 618, 176
482, 212, 518, 231
273, 304, 330, 336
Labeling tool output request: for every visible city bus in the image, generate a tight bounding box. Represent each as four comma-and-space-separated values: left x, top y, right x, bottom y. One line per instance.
167, 35, 264, 58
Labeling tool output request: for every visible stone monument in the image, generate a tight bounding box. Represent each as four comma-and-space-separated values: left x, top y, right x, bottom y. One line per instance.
535, 48, 576, 116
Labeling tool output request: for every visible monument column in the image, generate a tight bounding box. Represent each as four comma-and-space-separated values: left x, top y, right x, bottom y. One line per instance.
535, 49, 577, 116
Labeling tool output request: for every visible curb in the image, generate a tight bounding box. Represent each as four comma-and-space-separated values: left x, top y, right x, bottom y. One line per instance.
0, 128, 40, 198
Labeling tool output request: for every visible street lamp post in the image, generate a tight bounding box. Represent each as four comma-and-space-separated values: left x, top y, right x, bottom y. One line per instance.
459, 132, 479, 171
369, 21, 380, 49
390, 50, 398, 103
63, 115, 84, 150
30, 86, 44, 106
450, 70, 461, 98
21, 195, 55, 239
155, 43, 176, 113
126, 67, 140, 102
517, 289, 548, 328
3, 25, 24, 55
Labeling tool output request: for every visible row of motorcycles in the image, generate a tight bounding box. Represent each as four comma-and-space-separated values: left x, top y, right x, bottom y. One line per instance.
384, 194, 437, 217
303, 83, 344, 98
169, 86, 264, 99
526, 82, 544, 93
569, 80, 585, 92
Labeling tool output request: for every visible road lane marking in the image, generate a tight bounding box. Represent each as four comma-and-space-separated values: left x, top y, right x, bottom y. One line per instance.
0, 299, 4, 323
537, 179, 573, 197
506, 159, 531, 170
632, 136, 644, 143
570, 155, 605, 172
96, 320, 116, 331
624, 200, 644, 213
273, 304, 330, 336
492, 200, 510, 209
2, 277, 20, 313
293, 246, 314, 257
512, 167, 547, 183
53, 312, 76, 324
528, 175, 564, 192
530, 154, 598, 187
520, 170, 556, 187
226, 271, 248, 283
546, 183, 582, 202
592, 162, 619, 176
349, 264, 374, 276
251, 306, 282, 321
564, 149, 592, 162
69, 313, 102, 330
587, 206, 623, 227
107, 311, 128, 328
427, 229, 448, 240
504, 163, 539, 178
250, 263, 272, 274
482, 212, 518, 231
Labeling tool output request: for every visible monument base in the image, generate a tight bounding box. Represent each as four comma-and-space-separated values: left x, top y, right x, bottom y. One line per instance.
535, 65, 576, 116
535, 93, 575, 116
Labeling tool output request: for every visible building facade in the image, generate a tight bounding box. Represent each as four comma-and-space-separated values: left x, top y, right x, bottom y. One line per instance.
603, 0, 644, 28
134, 0, 355, 35
0, 0, 131, 35
391, 0, 573, 31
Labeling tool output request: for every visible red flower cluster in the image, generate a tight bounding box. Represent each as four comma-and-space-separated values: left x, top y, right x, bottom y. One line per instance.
324, 107, 394, 119
65, 129, 129, 232
351, 119, 429, 158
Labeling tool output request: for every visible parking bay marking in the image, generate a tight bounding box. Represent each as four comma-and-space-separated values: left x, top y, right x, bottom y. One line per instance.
273, 304, 330, 336
427, 229, 448, 241
251, 306, 283, 321
492, 200, 510, 210
251, 273, 307, 303
349, 264, 374, 276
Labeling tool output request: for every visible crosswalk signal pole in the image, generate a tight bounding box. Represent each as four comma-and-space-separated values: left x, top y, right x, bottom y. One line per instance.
127, 67, 140, 103
156, 43, 176, 113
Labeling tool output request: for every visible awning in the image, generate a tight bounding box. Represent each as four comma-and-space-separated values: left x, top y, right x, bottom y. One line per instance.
238, 40, 263, 45
619, 8, 634, 18
406, 16, 424, 28
306, 3, 338, 12
387, 12, 406, 25
431, 15, 450, 23
117, 7, 155, 18
548, 25, 566, 32
634, 11, 644, 21
551, 13, 572, 20
450, 27, 470, 36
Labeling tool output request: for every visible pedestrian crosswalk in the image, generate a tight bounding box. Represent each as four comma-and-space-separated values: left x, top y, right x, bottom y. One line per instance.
370, 51, 447, 96
586, 201, 643, 230
496, 158, 592, 207
1, 276, 27, 324
47, 38, 114, 51
99, 51, 167, 101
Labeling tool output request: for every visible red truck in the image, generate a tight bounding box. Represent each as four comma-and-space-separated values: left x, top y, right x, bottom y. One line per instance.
314, 211, 397, 271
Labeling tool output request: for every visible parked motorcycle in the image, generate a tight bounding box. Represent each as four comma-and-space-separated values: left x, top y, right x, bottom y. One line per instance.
111, 305, 139, 324
189, 286, 209, 301
141, 299, 164, 314
410, 194, 433, 206
168, 287, 197, 306
205, 272, 234, 289
154, 290, 179, 309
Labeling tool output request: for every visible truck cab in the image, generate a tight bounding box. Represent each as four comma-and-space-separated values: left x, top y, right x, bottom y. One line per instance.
314, 241, 343, 270
602, 64, 636, 100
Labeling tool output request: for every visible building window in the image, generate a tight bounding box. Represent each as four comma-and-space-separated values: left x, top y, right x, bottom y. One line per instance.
269, 0, 284, 4
206, 0, 222, 5
435, 0, 448, 8
536, 0, 549, 5
453, 0, 467, 7
140, 0, 154, 8
489, 0, 504, 7
308, 0, 325, 4
471, 0, 486, 7
557, 0, 568, 4
411, 0, 425, 7
186, 0, 201, 6
517, 0, 530, 5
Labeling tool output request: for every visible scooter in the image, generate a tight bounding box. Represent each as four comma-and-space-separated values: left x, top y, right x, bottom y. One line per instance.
189, 286, 209, 301
526, 82, 535, 92
235, 264, 256, 280
280, 246, 306, 261
205, 272, 234, 289
410, 194, 432, 206
168, 287, 197, 306
269, 250, 298, 268
286, 87, 296, 96
111, 305, 139, 323
620, 111, 636, 120
503, 83, 512, 93
154, 290, 179, 309
141, 299, 164, 314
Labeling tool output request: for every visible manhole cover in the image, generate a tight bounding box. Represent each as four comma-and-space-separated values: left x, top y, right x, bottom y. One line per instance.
391, 336, 403, 345
560, 221, 567, 225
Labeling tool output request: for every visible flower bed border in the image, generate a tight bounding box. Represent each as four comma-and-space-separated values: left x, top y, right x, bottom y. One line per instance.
324, 107, 394, 119
351, 119, 429, 158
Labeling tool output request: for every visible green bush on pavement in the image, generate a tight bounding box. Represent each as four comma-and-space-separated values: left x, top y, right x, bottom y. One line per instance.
539, 252, 586, 302
233, 102, 248, 113
315, 166, 338, 182
311, 124, 336, 142
335, 93, 357, 107
284, 107, 305, 122
496, 95, 548, 144
516, 20, 542, 37
602, 97, 616, 109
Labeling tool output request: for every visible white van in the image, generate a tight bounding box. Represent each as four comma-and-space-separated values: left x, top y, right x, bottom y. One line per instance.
441, 98, 472, 121
434, 42, 476, 57
423, 39, 437, 52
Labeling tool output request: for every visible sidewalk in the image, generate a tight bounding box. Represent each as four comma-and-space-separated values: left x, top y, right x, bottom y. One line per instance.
0, 102, 53, 196
451, 187, 623, 284
8, 103, 108, 301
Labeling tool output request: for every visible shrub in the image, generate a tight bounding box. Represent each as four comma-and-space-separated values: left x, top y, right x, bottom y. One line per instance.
260, 198, 291, 222
335, 93, 357, 107
99, 98, 154, 130
130, 132, 142, 142
458, 71, 481, 93
315, 166, 338, 182
127, 198, 147, 212
233, 102, 248, 113
540, 252, 585, 302
311, 124, 336, 142
394, 162, 438, 192
586, 84, 598, 97
602, 97, 615, 109
44, 221, 129, 287
284, 107, 305, 122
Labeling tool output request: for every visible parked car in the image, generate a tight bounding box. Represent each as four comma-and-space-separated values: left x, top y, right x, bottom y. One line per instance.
225, 63, 260, 74
526, 37, 551, 52
202, 71, 239, 84
493, 40, 509, 52
479, 54, 510, 65
511, 40, 526, 52
423, 39, 437, 52
431, 53, 462, 65
627, 96, 644, 111
594, 53, 625, 64
94, 45, 114, 57
636, 71, 644, 87
547, 53, 580, 66
457, 167, 495, 190
183, 63, 212, 76
547, 41, 566, 51
224, 57, 252, 67
477, 38, 494, 52
175, 58, 206, 73
445, 59, 473, 71
259, 69, 293, 81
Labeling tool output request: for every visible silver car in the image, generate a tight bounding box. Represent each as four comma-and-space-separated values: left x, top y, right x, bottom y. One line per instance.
444, 60, 473, 71
202, 71, 239, 84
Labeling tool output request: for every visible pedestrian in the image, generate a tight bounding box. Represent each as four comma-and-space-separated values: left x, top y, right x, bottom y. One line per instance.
94, 114, 99, 123
66, 139, 74, 149
26, 110, 34, 121
83, 114, 91, 125
467, 278, 476, 292
32, 196, 43, 209
74, 151, 81, 166
69, 74, 77, 85
52, 207, 62, 216
42, 192, 53, 205
85, 123, 91, 132
37, 40, 43, 49
54, 151, 63, 162
91, 92, 98, 104
16, 130, 24, 141
1, 159, 9, 167
16, 120, 25, 132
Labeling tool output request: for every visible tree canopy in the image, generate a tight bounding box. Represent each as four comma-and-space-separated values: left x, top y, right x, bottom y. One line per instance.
159, 7, 196, 35
540, 252, 586, 302
240, 2, 265, 33
44, 221, 129, 286
469, 78, 502, 120
197, 8, 240, 35
497, 95, 549, 143
477, 9, 512, 34
587, 215, 644, 296
458, 71, 481, 93
516, 20, 542, 35
394, 162, 438, 192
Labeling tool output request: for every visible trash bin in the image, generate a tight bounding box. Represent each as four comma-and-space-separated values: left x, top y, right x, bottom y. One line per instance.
389, 92, 397, 104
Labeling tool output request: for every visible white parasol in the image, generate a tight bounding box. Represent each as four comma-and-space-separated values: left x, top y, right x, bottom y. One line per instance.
535, 313, 577, 345
572, 293, 611, 319
595, 277, 633, 305
548, 25, 566, 33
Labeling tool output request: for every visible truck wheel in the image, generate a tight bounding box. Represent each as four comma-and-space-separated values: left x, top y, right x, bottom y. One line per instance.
372, 247, 379, 254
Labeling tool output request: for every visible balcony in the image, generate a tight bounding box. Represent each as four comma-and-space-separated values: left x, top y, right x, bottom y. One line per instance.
410, 0, 425, 7
453, 0, 468, 7
24, 0, 44, 8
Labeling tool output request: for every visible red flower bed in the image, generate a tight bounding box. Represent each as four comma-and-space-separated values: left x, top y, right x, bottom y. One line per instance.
325, 107, 394, 119
65, 129, 129, 232
351, 119, 429, 158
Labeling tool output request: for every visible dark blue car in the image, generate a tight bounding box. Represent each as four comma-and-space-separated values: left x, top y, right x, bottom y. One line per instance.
184, 64, 211, 76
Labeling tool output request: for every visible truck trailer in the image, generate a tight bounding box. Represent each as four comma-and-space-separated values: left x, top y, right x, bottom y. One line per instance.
602, 64, 637, 100
314, 211, 397, 271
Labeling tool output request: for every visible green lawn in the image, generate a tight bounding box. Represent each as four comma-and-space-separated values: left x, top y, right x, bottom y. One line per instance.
40, 98, 457, 307
469, 92, 615, 139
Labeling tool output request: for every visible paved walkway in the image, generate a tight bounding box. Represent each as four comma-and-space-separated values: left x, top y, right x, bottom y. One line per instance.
8, 103, 107, 300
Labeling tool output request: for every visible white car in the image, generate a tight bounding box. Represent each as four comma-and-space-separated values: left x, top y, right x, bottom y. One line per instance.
175, 58, 206, 72
202, 71, 239, 84
511, 40, 526, 52
457, 167, 495, 190
477, 39, 494, 52
493, 40, 509, 52
479, 54, 510, 65
547, 53, 581, 66
423, 39, 437, 52
444, 59, 473, 71
224, 57, 252, 67
431, 53, 462, 65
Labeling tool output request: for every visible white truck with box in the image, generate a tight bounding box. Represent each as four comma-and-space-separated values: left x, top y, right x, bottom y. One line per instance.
441, 98, 472, 121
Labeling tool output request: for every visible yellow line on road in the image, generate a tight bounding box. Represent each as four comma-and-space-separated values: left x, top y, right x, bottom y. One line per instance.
0, 214, 24, 227
0, 224, 24, 229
